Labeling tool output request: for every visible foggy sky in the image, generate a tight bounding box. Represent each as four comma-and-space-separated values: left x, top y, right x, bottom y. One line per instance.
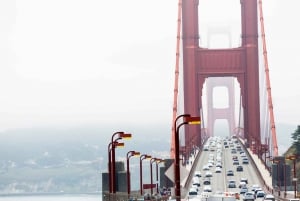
0, 0, 299, 131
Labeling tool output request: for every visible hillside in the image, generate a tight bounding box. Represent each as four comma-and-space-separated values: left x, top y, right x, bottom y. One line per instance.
0, 124, 171, 194
0, 123, 296, 194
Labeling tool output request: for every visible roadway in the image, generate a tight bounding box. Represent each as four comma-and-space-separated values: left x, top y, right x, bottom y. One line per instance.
184, 136, 266, 200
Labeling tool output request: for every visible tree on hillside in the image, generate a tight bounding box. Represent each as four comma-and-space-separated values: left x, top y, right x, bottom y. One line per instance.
291, 125, 300, 154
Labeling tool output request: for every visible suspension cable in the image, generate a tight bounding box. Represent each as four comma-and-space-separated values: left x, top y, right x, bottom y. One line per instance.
258, 0, 278, 156
170, 0, 182, 159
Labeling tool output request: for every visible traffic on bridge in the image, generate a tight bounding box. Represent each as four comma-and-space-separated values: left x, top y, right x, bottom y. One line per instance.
185, 136, 273, 201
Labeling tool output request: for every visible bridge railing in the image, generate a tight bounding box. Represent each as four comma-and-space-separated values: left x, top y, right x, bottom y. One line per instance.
236, 138, 295, 201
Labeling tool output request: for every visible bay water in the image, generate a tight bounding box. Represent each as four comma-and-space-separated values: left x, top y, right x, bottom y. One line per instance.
0, 194, 101, 201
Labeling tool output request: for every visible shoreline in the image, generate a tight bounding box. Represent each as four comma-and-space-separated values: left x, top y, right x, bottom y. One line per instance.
0, 192, 102, 197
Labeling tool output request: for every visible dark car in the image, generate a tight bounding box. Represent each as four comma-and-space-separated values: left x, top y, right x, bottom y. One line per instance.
227, 170, 234, 176
242, 158, 249, 164
236, 165, 243, 172
256, 190, 265, 198
203, 178, 211, 185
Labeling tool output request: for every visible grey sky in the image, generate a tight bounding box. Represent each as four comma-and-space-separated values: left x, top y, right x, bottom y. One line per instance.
0, 0, 299, 131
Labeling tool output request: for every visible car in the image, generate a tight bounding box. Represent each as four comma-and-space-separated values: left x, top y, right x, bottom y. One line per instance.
205, 171, 213, 177
254, 187, 263, 195
233, 160, 239, 165
216, 162, 222, 168
227, 170, 234, 176
203, 178, 211, 185
236, 165, 243, 171
239, 181, 247, 188
256, 190, 265, 198
251, 184, 260, 192
243, 191, 255, 201
188, 187, 198, 196
228, 180, 236, 188
203, 185, 212, 192
202, 165, 210, 170
263, 194, 275, 201
192, 177, 200, 187
215, 167, 222, 173
194, 171, 201, 177
240, 178, 248, 184
242, 158, 249, 164
240, 186, 248, 194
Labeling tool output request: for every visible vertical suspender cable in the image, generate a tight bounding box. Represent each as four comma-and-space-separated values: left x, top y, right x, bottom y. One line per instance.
258, 0, 278, 156
170, 0, 183, 159
238, 94, 242, 137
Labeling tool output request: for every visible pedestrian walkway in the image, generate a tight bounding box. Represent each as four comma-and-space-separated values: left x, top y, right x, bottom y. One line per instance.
247, 147, 273, 188
181, 149, 199, 186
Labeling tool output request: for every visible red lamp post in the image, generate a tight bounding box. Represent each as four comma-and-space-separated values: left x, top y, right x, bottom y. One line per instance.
174, 114, 200, 201
111, 131, 132, 193
155, 159, 164, 194
150, 158, 160, 196
273, 159, 282, 197
140, 154, 151, 195
108, 139, 123, 194
127, 151, 140, 198
286, 154, 300, 198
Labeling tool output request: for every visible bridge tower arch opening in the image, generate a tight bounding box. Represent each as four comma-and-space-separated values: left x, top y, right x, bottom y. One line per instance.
214, 119, 230, 138
202, 77, 242, 138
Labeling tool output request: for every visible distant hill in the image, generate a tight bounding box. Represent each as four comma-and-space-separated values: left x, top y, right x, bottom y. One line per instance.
0, 124, 171, 194
0, 122, 296, 194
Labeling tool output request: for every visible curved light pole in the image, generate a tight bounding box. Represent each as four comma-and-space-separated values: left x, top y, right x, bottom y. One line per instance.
127, 151, 140, 198
108, 139, 123, 194
286, 154, 300, 198
111, 131, 132, 193
273, 159, 281, 197
150, 158, 159, 196
174, 114, 200, 201
140, 154, 151, 195
155, 159, 164, 194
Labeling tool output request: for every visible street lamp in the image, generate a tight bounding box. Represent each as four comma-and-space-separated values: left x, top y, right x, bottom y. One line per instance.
111, 131, 132, 193
140, 154, 151, 195
150, 158, 161, 196
174, 114, 200, 201
273, 159, 282, 197
108, 140, 124, 194
263, 147, 270, 169
155, 159, 164, 194
286, 154, 300, 198
266, 156, 273, 173
127, 151, 140, 198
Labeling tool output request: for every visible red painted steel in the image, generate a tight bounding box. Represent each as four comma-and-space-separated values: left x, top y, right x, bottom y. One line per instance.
178, 0, 262, 156
258, 0, 278, 156
170, 0, 278, 158
170, 0, 183, 159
